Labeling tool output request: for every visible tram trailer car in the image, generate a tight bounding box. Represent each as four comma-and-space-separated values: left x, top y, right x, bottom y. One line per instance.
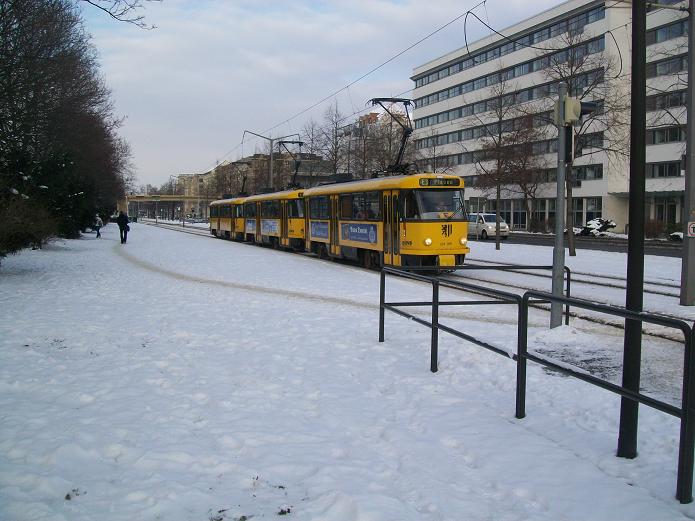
209, 173, 470, 268
240, 190, 305, 249
209, 198, 238, 239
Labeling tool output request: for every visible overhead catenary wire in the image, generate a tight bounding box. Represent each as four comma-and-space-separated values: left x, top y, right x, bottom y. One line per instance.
206, 0, 686, 172
203, 0, 488, 171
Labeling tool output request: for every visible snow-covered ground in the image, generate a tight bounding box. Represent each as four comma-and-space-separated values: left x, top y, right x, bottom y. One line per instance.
1, 222, 694, 521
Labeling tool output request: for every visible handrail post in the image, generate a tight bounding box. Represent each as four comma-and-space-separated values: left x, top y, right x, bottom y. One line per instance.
677, 325, 695, 503
516, 295, 529, 419
431, 280, 439, 373
379, 269, 386, 342
564, 266, 571, 326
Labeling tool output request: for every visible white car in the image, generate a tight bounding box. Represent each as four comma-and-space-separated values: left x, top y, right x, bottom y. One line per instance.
468, 213, 510, 240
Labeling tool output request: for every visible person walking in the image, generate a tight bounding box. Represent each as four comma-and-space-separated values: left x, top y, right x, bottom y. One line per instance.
116, 211, 130, 244
94, 214, 103, 238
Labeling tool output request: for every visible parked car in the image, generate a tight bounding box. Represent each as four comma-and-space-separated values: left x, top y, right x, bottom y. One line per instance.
468, 213, 510, 240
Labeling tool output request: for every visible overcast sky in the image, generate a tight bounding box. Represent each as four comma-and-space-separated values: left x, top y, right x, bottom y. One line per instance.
81, 0, 565, 187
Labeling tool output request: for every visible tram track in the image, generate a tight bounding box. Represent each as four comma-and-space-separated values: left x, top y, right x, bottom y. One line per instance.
463, 257, 680, 297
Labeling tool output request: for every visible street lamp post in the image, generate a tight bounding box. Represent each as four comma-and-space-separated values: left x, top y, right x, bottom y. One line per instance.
243, 130, 299, 191
169, 175, 177, 222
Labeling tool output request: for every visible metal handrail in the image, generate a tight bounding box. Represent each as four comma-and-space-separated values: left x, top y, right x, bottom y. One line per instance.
518, 290, 695, 504
378, 266, 695, 503
379, 266, 523, 372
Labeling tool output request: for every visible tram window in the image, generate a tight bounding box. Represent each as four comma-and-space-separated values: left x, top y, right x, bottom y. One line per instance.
402, 191, 419, 219
210, 206, 218, 217
339, 194, 353, 219
234, 205, 244, 218
348, 191, 380, 220
309, 196, 329, 219
288, 199, 304, 218
261, 200, 280, 218
244, 202, 257, 218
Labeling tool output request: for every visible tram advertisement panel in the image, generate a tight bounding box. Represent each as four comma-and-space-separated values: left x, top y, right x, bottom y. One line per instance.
341, 223, 377, 244
245, 220, 256, 234
310, 221, 329, 239
261, 219, 279, 235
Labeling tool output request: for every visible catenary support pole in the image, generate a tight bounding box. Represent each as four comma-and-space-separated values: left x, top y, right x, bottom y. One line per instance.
680, 0, 695, 306
550, 83, 567, 328
243, 131, 299, 191
618, 0, 647, 459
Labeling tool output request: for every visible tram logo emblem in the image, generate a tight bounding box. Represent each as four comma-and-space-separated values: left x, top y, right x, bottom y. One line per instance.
441, 224, 452, 237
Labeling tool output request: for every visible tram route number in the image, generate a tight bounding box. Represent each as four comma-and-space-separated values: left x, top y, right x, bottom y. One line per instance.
689, 222, 695, 238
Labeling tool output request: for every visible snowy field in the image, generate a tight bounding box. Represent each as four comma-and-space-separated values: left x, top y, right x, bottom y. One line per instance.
1, 222, 694, 521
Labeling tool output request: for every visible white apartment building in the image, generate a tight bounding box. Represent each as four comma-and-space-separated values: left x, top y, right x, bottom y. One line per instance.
412, 0, 688, 234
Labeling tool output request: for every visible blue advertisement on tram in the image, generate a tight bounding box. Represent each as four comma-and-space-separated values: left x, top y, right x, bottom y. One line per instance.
341, 223, 377, 244
311, 221, 329, 239
261, 219, 279, 235
245, 219, 256, 234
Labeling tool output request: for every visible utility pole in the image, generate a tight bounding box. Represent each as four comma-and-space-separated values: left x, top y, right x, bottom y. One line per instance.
681, 0, 695, 305
551, 83, 568, 328
618, 0, 647, 459
243, 131, 299, 191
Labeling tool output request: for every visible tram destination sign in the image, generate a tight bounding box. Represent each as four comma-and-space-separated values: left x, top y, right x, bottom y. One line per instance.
688, 222, 695, 238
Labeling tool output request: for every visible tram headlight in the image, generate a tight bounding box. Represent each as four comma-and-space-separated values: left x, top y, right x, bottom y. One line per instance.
459, 237, 468, 245
424, 238, 432, 246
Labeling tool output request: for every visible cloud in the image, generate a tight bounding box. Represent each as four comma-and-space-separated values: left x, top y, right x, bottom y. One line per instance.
83, 0, 564, 185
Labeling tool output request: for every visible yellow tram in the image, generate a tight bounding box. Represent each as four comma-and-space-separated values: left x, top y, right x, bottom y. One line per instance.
302, 173, 469, 268
209, 173, 470, 268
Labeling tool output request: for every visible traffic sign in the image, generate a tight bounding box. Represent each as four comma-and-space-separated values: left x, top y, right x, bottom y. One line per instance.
688, 222, 695, 238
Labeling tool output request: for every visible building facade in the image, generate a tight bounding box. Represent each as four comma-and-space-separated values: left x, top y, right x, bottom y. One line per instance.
412, 0, 688, 234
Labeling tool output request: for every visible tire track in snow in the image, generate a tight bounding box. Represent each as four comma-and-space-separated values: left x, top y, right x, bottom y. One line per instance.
113, 243, 367, 310
112, 244, 541, 328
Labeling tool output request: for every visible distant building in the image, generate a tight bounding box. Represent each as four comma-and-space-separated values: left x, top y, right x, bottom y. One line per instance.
412, 0, 688, 234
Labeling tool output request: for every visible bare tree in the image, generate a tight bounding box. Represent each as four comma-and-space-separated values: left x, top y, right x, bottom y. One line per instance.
533, 29, 630, 254
79, 0, 161, 29
319, 102, 345, 174
468, 78, 519, 250
415, 128, 454, 174
504, 115, 550, 231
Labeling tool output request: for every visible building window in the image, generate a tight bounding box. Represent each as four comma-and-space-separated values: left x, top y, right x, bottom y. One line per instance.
585, 197, 602, 221
573, 198, 584, 226
646, 54, 688, 78
414, 37, 605, 111
646, 89, 687, 111
412, 7, 605, 89
646, 19, 688, 46
646, 162, 682, 178
646, 126, 686, 144
574, 164, 604, 181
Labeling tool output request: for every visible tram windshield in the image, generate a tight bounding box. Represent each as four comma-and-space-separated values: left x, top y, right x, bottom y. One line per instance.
403, 189, 467, 220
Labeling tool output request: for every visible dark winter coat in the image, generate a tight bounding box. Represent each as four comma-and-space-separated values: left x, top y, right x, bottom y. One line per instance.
116, 213, 129, 229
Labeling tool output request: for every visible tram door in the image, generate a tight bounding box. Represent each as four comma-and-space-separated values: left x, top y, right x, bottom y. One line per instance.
280, 200, 288, 248
255, 202, 261, 243
382, 191, 401, 266
330, 195, 340, 256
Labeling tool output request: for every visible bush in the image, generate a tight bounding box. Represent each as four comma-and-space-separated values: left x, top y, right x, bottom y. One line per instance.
0, 198, 57, 260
